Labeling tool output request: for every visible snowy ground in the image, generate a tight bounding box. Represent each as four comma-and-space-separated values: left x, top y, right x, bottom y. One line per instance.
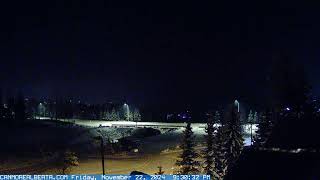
1, 119, 254, 174
58, 119, 255, 147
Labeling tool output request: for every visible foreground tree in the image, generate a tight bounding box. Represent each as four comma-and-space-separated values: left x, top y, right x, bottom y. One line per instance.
224, 101, 244, 174
202, 113, 216, 177
155, 166, 165, 175
214, 111, 221, 124
253, 111, 259, 123
247, 110, 253, 124
213, 125, 227, 179
267, 57, 319, 148
176, 122, 200, 174
270, 56, 311, 117
54, 150, 79, 174
254, 110, 273, 147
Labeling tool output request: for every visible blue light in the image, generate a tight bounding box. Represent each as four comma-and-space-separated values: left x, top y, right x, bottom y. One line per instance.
286, 107, 290, 111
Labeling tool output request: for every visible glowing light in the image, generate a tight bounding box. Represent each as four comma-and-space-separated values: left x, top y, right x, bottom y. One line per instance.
123, 103, 130, 120
234, 100, 240, 112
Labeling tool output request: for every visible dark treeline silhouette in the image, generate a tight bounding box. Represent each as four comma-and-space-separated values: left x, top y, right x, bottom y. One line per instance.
266, 56, 320, 149
0, 94, 143, 125
225, 55, 320, 179
0, 93, 27, 126
177, 101, 244, 179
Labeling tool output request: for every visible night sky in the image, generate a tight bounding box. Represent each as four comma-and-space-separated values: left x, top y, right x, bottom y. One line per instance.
0, 0, 320, 110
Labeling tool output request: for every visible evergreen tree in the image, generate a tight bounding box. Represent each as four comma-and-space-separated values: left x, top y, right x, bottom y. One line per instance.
268, 56, 320, 149
155, 166, 165, 175
214, 111, 221, 124
202, 113, 216, 177
213, 125, 227, 179
124, 109, 131, 121
224, 101, 244, 174
176, 122, 200, 174
253, 111, 259, 123
54, 150, 79, 174
254, 111, 273, 147
105, 111, 112, 120
110, 108, 120, 121
247, 110, 253, 123
133, 108, 141, 125
100, 110, 105, 120
210, 110, 227, 179
270, 56, 311, 115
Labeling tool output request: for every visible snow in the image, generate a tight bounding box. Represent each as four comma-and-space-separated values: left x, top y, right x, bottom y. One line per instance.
59, 119, 257, 148
243, 137, 253, 146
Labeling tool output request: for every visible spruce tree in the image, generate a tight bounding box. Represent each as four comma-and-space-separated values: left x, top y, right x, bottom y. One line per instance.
203, 113, 216, 177
214, 111, 221, 124
100, 110, 105, 120
253, 111, 259, 123
176, 122, 200, 174
124, 109, 131, 121
54, 150, 79, 174
213, 111, 227, 179
224, 101, 244, 174
213, 126, 227, 179
155, 166, 165, 175
247, 110, 256, 145
110, 108, 120, 121
133, 108, 141, 126
247, 110, 253, 124
105, 111, 111, 120
133, 108, 141, 122
254, 110, 273, 147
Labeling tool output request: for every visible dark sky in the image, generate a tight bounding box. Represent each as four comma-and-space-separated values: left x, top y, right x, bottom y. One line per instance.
0, 0, 320, 110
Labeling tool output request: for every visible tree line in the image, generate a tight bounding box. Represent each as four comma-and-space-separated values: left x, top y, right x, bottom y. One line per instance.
0, 96, 142, 125
173, 57, 320, 179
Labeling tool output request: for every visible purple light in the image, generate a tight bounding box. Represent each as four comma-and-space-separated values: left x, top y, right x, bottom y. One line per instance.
286, 107, 290, 111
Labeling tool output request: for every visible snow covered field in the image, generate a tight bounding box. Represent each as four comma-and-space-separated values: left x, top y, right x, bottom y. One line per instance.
58, 119, 257, 134
1, 119, 254, 174
33, 118, 255, 151
63, 119, 254, 149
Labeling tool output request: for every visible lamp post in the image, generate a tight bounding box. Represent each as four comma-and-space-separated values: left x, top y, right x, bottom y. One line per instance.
38, 102, 45, 120
124, 103, 129, 121
94, 136, 105, 175
248, 120, 253, 146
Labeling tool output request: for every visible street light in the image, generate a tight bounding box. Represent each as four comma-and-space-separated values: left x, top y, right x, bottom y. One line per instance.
123, 103, 130, 121
249, 120, 253, 146
38, 102, 46, 120
234, 100, 240, 113
94, 136, 105, 175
